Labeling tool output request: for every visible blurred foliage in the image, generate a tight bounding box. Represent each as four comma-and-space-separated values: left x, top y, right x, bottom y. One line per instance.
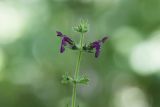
0, 0, 160, 107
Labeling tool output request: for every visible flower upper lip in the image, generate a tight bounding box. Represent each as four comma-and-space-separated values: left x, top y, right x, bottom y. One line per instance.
56, 31, 63, 37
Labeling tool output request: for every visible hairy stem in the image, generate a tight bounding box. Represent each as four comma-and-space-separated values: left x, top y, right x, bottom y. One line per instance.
71, 33, 84, 107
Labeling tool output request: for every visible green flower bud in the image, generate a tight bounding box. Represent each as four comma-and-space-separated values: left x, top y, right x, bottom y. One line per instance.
73, 19, 89, 33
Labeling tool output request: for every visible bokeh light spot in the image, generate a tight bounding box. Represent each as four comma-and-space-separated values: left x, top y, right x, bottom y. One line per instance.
0, 2, 27, 44
112, 26, 142, 56
114, 86, 150, 107
130, 31, 160, 75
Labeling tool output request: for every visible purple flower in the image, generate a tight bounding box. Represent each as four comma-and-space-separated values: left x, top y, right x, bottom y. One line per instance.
56, 31, 77, 53
83, 36, 109, 58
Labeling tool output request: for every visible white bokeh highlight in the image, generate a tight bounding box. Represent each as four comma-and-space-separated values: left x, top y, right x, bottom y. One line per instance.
130, 30, 160, 75
114, 86, 150, 107
112, 26, 142, 56
0, 2, 27, 44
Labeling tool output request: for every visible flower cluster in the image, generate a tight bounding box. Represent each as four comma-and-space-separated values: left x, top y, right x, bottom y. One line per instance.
56, 31, 108, 58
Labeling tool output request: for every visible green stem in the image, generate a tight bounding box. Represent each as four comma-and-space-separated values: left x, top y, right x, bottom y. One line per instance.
71, 33, 84, 107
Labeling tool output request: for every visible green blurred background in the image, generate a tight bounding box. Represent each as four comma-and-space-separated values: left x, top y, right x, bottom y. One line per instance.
0, 0, 160, 107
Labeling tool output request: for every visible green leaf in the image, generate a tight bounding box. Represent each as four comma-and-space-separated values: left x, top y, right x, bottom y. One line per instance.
61, 73, 73, 84
77, 75, 89, 85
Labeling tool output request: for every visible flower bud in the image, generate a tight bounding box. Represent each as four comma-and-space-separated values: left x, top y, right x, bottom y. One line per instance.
73, 19, 89, 33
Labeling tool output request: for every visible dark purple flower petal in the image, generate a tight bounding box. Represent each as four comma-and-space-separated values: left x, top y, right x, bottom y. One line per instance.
60, 37, 66, 53
63, 36, 74, 45
56, 31, 63, 37
95, 43, 101, 58
60, 44, 65, 53
91, 41, 101, 58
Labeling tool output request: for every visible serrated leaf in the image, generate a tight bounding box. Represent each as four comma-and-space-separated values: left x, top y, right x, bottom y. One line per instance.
61, 73, 73, 84
77, 75, 89, 85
